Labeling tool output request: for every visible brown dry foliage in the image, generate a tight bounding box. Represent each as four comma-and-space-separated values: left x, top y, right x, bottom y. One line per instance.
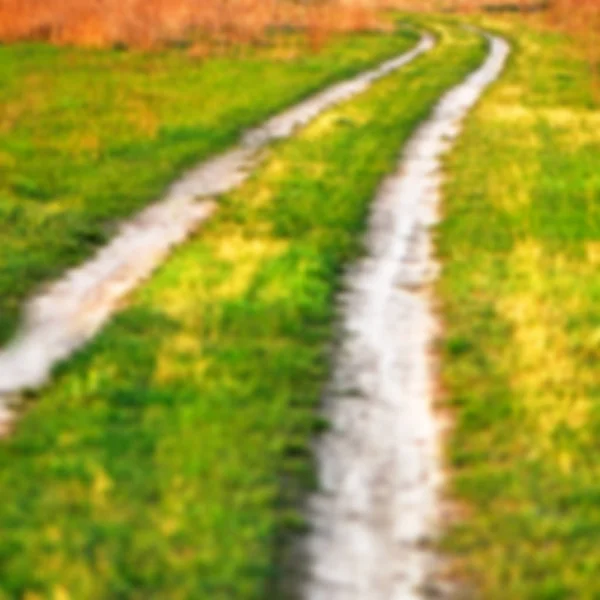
2, 0, 597, 70
547, 0, 600, 70
392, 0, 600, 77
0, 0, 385, 49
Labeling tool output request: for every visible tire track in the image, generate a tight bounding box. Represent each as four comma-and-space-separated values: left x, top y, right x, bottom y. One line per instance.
303, 32, 509, 600
0, 35, 433, 434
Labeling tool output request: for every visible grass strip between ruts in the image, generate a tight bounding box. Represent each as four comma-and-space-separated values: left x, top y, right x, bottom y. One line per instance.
0, 20, 486, 600
438, 16, 600, 599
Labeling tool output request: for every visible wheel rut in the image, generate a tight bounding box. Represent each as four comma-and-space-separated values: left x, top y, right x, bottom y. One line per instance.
0, 35, 433, 434
303, 32, 509, 600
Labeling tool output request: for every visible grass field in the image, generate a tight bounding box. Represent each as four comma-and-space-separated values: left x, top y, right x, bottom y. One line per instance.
0, 27, 418, 346
438, 16, 600, 599
0, 21, 487, 599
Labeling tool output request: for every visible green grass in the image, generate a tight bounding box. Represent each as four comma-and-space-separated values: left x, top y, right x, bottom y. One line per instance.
438, 17, 600, 599
0, 28, 420, 346
0, 21, 486, 599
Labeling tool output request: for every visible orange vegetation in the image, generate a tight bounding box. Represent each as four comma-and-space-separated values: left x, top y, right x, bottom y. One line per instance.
0, 0, 382, 49
1, 0, 598, 65
397, 0, 600, 76
547, 0, 600, 69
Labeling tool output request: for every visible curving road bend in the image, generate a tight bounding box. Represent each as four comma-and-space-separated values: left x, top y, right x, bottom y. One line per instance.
303, 33, 509, 600
0, 35, 434, 435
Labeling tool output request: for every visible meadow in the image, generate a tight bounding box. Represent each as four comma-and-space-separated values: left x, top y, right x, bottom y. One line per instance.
0, 19, 488, 598
0, 0, 599, 597
0, 26, 419, 345
439, 15, 600, 598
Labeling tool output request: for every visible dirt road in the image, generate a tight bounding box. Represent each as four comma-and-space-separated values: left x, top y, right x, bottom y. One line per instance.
303, 32, 509, 600
0, 36, 433, 434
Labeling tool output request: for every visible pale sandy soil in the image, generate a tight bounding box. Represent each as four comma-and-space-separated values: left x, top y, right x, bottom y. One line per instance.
303, 32, 509, 600
0, 35, 433, 435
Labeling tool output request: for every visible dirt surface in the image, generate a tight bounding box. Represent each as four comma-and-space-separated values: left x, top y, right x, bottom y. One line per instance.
303, 32, 509, 600
0, 36, 433, 435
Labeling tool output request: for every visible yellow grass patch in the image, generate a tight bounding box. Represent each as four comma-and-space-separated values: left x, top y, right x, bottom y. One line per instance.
498, 241, 597, 463
540, 108, 600, 149
153, 231, 287, 384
